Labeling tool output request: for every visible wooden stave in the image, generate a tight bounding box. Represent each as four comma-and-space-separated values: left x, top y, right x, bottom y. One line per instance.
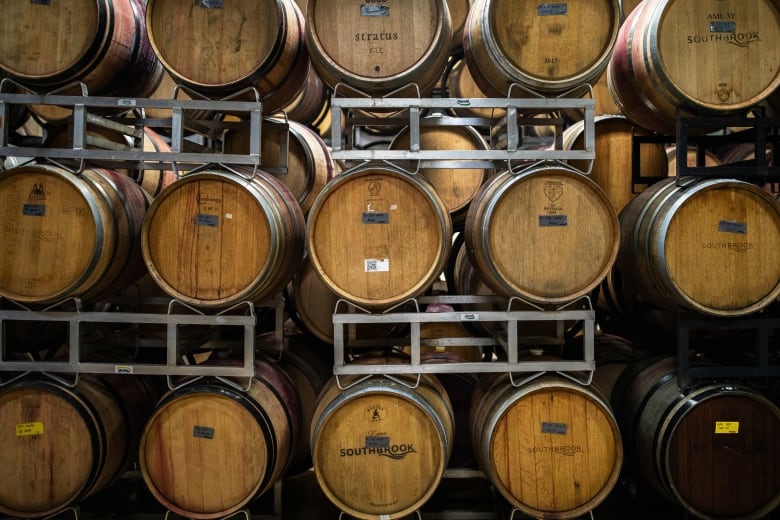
0, 164, 148, 304
463, 0, 621, 97
310, 365, 455, 519
613, 356, 780, 520
145, 0, 309, 113
141, 169, 306, 309
139, 358, 301, 520
463, 167, 620, 305
306, 165, 453, 310
0, 375, 139, 518
617, 177, 780, 317
305, 0, 453, 97
469, 372, 623, 519
608, 0, 780, 134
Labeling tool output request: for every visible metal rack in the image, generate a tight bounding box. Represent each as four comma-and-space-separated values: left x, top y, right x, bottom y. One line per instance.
0, 295, 287, 384
329, 84, 597, 174
332, 295, 596, 383
0, 78, 266, 175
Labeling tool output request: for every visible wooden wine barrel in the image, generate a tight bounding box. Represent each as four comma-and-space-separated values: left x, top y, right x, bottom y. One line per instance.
279, 63, 331, 127
389, 119, 493, 224
618, 176, 780, 317
140, 358, 301, 520
0, 0, 163, 97
561, 115, 669, 214
442, 58, 496, 119
463, 0, 621, 96
470, 373, 623, 519
0, 374, 155, 518
275, 334, 334, 476
223, 118, 335, 215
134, 127, 177, 199
307, 165, 452, 310
141, 168, 306, 309
666, 146, 722, 177
613, 356, 780, 520
305, 0, 453, 97
0, 164, 148, 304
310, 362, 454, 519
288, 256, 403, 344
447, 0, 474, 51
464, 167, 620, 305
608, 0, 780, 134
146, 0, 310, 113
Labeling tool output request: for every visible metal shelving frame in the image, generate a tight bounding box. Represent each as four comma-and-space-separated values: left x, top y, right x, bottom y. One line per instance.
0, 78, 265, 175
0, 295, 287, 383
329, 84, 597, 175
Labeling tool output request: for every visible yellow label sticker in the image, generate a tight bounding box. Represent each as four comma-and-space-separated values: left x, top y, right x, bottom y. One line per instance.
715, 421, 739, 434
16, 422, 44, 437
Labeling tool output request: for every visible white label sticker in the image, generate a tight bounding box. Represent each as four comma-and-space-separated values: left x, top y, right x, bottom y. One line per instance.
365, 258, 390, 272
225, 213, 233, 219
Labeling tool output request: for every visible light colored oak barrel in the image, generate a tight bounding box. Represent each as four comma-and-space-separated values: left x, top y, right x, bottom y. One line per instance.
447, 0, 474, 51
0, 0, 163, 97
307, 165, 452, 310
288, 256, 403, 344
608, 0, 780, 134
613, 356, 780, 520
146, 0, 310, 113
305, 0, 453, 97
470, 373, 623, 519
310, 359, 454, 519
666, 146, 722, 177
464, 167, 620, 305
141, 169, 306, 309
463, 0, 620, 96
390, 119, 493, 224
134, 127, 177, 199
279, 63, 331, 127
140, 359, 301, 520
223, 118, 335, 215
275, 334, 335, 475
617, 176, 780, 317
0, 164, 148, 304
562, 114, 669, 214
442, 58, 496, 119
0, 373, 156, 517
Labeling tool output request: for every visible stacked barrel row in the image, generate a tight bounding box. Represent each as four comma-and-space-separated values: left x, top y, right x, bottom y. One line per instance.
1, 1, 780, 520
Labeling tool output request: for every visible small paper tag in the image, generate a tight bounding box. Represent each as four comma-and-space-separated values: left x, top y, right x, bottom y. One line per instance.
193, 425, 215, 439
16, 422, 44, 436
365, 258, 390, 272
715, 421, 739, 434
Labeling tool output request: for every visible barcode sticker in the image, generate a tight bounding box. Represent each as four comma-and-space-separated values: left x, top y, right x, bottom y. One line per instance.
365, 258, 390, 272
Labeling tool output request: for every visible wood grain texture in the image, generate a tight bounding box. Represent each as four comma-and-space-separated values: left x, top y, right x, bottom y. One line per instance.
464, 167, 620, 305
306, 0, 453, 96
618, 177, 780, 316
614, 356, 780, 520
562, 115, 668, 214
142, 169, 305, 308
0, 377, 134, 518
146, 0, 309, 112
307, 166, 452, 309
310, 363, 454, 519
0, 164, 148, 304
390, 120, 492, 222
464, 0, 620, 95
0, 0, 162, 97
470, 373, 622, 519
140, 359, 300, 520
608, 0, 780, 133
224, 118, 335, 215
